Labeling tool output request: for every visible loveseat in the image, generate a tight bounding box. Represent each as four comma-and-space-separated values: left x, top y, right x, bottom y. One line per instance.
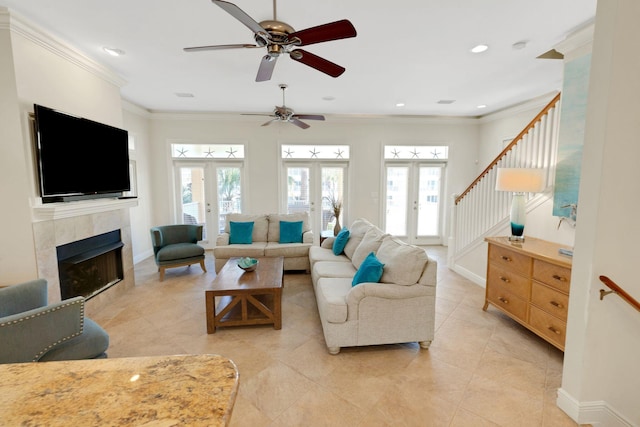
309, 218, 437, 354
213, 212, 313, 273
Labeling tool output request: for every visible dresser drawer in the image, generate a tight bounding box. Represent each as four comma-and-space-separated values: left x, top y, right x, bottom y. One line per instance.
531, 282, 569, 321
529, 306, 567, 349
487, 264, 530, 300
533, 260, 571, 293
489, 245, 531, 275
486, 283, 528, 323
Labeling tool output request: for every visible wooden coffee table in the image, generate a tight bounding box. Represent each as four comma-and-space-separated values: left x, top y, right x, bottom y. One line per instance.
205, 256, 284, 333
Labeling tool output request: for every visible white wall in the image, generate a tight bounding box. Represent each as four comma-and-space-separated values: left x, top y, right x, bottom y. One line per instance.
0, 13, 38, 284
0, 9, 126, 285
559, 0, 640, 424
145, 113, 480, 241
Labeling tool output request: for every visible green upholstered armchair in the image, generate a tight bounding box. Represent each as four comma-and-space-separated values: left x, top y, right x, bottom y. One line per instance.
150, 224, 207, 281
0, 279, 109, 364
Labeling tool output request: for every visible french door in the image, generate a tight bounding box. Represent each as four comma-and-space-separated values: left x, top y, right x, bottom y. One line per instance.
175, 162, 243, 249
284, 163, 347, 240
384, 163, 445, 245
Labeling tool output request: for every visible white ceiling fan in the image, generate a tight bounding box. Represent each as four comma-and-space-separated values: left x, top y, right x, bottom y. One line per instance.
244, 84, 325, 129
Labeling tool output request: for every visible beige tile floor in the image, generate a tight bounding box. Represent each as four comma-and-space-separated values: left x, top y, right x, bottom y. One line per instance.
92, 246, 583, 427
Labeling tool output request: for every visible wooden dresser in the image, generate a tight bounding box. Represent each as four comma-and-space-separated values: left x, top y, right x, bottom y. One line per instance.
484, 236, 573, 351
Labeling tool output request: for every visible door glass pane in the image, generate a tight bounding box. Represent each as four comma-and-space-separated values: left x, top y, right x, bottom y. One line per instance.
321, 167, 344, 232
385, 166, 408, 235
417, 166, 441, 236
217, 167, 242, 233
180, 167, 206, 238
287, 167, 310, 214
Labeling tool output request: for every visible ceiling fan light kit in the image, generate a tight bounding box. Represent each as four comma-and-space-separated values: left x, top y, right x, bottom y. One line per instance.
184, 0, 357, 82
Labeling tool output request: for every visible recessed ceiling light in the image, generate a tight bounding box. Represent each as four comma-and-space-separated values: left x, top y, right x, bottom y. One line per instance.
477, 104, 487, 109
175, 93, 195, 98
395, 102, 405, 107
470, 44, 489, 53
512, 41, 528, 50
103, 47, 125, 57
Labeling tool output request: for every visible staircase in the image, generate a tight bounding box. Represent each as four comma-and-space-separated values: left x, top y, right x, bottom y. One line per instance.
448, 93, 562, 269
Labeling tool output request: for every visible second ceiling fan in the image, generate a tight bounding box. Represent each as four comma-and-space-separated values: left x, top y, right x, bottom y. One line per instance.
245, 84, 325, 129
184, 0, 357, 82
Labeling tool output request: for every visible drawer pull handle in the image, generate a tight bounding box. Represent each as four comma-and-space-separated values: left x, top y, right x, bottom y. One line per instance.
501, 256, 512, 262
498, 297, 509, 304
552, 274, 567, 282
549, 301, 564, 309
499, 276, 510, 283
548, 326, 561, 335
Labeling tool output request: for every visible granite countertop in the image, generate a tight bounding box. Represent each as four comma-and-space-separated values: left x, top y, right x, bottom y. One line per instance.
0, 354, 239, 426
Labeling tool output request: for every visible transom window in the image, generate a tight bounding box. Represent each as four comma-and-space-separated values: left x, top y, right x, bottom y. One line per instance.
384, 145, 448, 160
171, 144, 245, 159
281, 145, 349, 160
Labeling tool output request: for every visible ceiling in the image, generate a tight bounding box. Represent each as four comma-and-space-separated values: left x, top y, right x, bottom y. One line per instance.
1, 0, 596, 117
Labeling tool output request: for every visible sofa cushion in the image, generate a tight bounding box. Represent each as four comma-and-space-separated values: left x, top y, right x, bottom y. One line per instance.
352, 227, 388, 268
332, 229, 350, 255
229, 221, 254, 244
225, 214, 269, 242
268, 212, 310, 242
279, 220, 303, 243
264, 242, 312, 258
309, 246, 350, 266
352, 252, 385, 286
312, 261, 357, 279
376, 236, 429, 286
156, 243, 204, 262
343, 218, 374, 259
213, 243, 267, 259
315, 278, 352, 323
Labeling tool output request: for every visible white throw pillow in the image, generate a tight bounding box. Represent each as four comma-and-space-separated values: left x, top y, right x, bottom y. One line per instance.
343, 218, 374, 259
376, 236, 429, 286
351, 227, 388, 269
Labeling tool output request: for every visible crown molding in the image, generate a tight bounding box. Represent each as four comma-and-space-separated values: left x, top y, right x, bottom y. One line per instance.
556, 21, 594, 61
1, 8, 126, 88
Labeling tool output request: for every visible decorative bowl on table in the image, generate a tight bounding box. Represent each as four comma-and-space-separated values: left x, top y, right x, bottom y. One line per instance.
237, 257, 259, 272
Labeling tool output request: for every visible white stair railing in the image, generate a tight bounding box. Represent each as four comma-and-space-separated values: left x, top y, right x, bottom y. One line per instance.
449, 93, 561, 262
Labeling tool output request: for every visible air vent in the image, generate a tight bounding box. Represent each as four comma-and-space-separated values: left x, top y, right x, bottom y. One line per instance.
175, 93, 195, 98
437, 100, 455, 104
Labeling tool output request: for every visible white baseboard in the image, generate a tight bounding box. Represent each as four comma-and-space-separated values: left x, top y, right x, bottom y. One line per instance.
557, 388, 635, 426
450, 264, 485, 288
134, 249, 154, 265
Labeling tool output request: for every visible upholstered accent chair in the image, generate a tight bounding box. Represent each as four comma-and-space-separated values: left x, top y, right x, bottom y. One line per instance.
150, 224, 207, 281
0, 279, 109, 364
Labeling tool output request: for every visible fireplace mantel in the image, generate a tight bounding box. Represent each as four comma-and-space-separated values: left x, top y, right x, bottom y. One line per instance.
31, 198, 138, 221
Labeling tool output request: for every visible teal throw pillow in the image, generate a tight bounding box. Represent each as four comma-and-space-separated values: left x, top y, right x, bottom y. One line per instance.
280, 220, 303, 243
352, 252, 385, 286
229, 221, 254, 244
332, 228, 350, 255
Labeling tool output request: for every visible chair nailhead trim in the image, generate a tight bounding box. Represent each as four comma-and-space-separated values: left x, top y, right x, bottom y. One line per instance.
0, 299, 85, 362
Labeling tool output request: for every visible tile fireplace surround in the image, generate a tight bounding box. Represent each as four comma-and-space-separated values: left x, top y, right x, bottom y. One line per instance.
31, 198, 136, 317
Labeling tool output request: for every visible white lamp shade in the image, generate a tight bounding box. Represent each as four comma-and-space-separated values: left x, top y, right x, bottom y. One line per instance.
495, 168, 546, 193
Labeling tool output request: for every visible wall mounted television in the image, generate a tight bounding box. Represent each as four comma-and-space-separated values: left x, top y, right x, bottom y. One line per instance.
33, 104, 131, 203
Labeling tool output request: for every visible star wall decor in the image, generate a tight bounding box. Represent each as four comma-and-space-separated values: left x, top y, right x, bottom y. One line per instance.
226, 147, 237, 158
284, 148, 294, 158
334, 149, 344, 159
391, 149, 400, 158
205, 148, 214, 157
309, 148, 319, 158
410, 148, 420, 158
430, 149, 441, 159
177, 147, 188, 157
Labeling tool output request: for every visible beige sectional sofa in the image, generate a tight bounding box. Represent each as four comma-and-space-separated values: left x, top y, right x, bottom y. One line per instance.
309, 218, 437, 354
213, 212, 313, 273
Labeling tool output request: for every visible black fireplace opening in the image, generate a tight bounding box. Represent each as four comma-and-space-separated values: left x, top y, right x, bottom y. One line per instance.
57, 230, 124, 300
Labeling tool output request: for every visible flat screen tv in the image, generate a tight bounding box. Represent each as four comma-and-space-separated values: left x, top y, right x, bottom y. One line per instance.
33, 104, 131, 203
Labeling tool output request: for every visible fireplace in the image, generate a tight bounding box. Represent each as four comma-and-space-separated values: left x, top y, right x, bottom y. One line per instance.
57, 230, 124, 300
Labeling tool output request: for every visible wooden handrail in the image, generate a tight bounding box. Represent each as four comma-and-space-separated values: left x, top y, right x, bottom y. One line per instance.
599, 275, 640, 312
455, 92, 561, 205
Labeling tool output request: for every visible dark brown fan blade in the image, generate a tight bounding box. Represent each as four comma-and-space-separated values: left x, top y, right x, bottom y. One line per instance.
262, 119, 277, 127
184, 44, 258, 52
290, 118, 310, 129
289, 19, 356, 46
289, 49, 345, 78
212, 0, 266, 36
293, 114, 325, 121
256, 55, 277, 82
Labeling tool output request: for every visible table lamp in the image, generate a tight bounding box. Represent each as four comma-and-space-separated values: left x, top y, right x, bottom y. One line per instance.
495, 168, 546, 242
